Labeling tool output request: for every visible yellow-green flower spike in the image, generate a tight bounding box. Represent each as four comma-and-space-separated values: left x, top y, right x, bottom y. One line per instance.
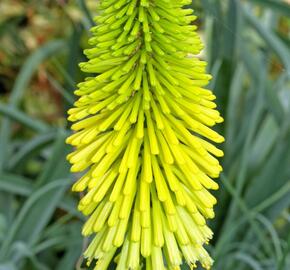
67, 0, 224, 269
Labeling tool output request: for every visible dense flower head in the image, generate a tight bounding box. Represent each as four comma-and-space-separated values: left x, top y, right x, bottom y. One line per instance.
66, 0, 224, 269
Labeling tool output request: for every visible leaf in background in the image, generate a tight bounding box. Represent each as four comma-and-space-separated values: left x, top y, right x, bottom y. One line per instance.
0, 103, 49, 133
0, 174, 32, 196
0, 40, 67, 172
243, 5, 290, 73
7, 132, 57, 171
249, 0, 290, 18
0, 131, 71, 262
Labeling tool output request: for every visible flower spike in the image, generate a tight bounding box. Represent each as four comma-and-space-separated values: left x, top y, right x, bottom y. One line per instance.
67, 0, 224, 269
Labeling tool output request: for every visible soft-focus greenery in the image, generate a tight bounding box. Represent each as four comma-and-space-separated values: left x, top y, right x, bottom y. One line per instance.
0, 0, 289, 269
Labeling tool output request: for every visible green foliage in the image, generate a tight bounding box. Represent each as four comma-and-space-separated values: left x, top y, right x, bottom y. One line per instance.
0, 0, 289, 269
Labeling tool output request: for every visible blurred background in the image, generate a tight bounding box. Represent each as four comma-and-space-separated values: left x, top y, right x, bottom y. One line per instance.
0, 0, 290, 269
